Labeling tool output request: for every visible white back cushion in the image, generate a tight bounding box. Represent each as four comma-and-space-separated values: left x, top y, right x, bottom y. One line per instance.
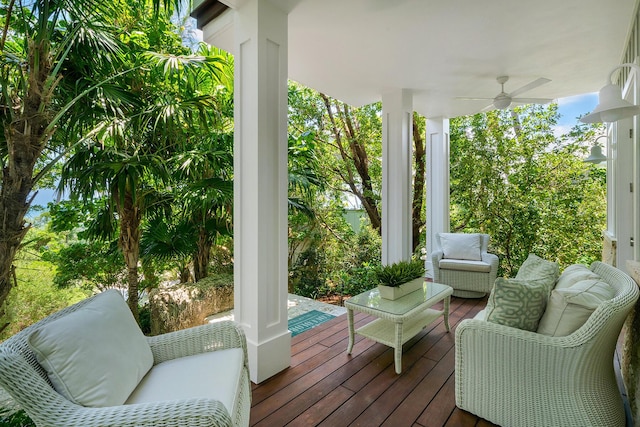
439, 233, 482, 261
537, 279, 615, 337
555, 264, 601, 289
28, 290, 153, 407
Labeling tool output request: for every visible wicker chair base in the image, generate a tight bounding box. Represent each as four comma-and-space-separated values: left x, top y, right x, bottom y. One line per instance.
452, 289, 486, 298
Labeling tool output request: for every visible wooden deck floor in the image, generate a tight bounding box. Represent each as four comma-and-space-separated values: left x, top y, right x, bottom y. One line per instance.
249, 296, 497, 427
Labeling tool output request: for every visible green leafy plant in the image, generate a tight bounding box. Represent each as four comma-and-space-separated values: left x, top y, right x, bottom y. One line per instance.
0, 408, 35, 427
374, 259, 425, 287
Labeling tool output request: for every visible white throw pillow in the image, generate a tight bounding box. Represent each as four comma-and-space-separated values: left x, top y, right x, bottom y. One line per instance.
440, 233, 482, 261
537, 279, 615, 337
28, 290, 154, 407
555, 264, 601, 289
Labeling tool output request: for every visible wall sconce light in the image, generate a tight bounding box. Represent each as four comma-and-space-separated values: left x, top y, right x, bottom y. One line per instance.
580, 63, 640, 123
583, 135, 608, 164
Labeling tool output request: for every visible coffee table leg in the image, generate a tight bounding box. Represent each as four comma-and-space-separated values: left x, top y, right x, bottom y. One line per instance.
444, 295, 451, 332
347, 308, 355, 354
394, 322, 403, 374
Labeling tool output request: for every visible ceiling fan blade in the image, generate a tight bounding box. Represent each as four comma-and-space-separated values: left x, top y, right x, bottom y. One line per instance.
508, 78, 551, 98
480, 104, 495, 112
456, 97, 494, 101
510, 97, 553, 104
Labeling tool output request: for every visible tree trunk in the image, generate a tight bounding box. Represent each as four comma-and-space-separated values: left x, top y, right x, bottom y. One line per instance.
412, 113, 426, 252
118, 191, 142, 321
193, 227, 211, 282
0, 38, 52, 322
179, 267, 191, 284
320, 93, 381, 231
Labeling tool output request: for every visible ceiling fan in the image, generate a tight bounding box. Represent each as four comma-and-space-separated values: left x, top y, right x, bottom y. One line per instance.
460, 76, 553, 111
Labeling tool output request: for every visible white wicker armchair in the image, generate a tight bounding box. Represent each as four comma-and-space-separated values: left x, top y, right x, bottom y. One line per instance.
0, 292, 251, 427
431, 232, 499, 298
455, 261, 639, 427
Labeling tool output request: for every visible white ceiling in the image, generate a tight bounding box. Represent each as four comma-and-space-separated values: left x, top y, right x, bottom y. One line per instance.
201, 0, 638, 118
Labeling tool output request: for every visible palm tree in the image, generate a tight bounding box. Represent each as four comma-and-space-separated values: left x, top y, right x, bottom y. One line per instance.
0, 0, 138, 329
62, 145, 172, 319
139, 131, 234, 284
151, 46, 234, 283
61, 39, 229, 319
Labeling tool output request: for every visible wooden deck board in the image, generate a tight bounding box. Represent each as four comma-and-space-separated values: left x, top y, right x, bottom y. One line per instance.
250, 295, 629, 426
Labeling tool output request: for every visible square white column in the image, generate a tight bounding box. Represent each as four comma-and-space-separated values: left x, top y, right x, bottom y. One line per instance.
425, 117, 450, 277
233, 0, 290, 383
382, 89, 413, 265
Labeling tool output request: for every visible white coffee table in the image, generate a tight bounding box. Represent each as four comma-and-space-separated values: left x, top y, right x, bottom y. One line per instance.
345, 281, 453, 374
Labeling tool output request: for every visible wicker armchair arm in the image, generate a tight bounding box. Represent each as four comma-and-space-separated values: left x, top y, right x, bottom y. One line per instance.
455, 318, 579, 349
63, 398, 233, 427
456, 319, 582, 403
431, 250, 444, 280
0, 351, 233, 427
147, 321, 247, 365
431, 249, 444, 264
480, 252, 499, 267
455, 318, 593, 393
481, 252, 499, 283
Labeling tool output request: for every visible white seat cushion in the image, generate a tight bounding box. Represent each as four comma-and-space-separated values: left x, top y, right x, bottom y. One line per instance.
439, 233, 482, 261
537, 279, 615, 336
474, 309, 487, 320
438, 259, 491, 273
126, 348, 244, 417
27, 290, 153, 407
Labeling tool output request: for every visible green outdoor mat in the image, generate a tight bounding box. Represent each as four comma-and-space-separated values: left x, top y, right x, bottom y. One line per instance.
288, 310, 335, 337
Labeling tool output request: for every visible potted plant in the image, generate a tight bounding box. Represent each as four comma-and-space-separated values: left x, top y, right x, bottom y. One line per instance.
375, 259, 426, 300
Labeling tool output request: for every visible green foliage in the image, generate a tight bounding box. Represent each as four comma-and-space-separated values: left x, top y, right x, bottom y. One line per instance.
339, 265, 380, 296
449, 105, 606, 276
1, 258, 87, 341
0, 408, 35, 427
191, 272, 234, 289
208, 238, 234, 276
290, 247, 330, 299
138, 304, 151, 335
45, 241, 125, 291
374, 259, 425, 287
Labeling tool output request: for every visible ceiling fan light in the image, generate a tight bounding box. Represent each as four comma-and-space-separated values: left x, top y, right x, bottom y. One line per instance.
493, 96, 511, 110
581, 82, 640, 123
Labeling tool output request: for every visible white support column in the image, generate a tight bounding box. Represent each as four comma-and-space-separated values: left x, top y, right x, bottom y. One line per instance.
233, 0, 290, 383
425, 117, 450, 277
610, 117, 634, 272
382, 90, 413, 265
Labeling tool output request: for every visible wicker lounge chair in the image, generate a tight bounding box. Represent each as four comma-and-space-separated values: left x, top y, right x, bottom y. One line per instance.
0, 290, 251, 426
431, 232, 499, 298
455, 261, 639, 427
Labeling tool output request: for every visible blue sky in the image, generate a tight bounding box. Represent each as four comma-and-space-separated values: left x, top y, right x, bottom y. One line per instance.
556, 92, 598, 132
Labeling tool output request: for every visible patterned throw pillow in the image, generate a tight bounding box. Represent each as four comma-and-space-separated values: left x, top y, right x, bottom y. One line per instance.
515, 253, 559, 296
486, 278, 549, 331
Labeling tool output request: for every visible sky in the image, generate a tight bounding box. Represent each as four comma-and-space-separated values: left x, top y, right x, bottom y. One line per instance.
555, 92, 599, 134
